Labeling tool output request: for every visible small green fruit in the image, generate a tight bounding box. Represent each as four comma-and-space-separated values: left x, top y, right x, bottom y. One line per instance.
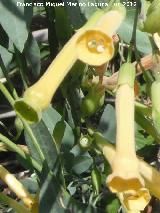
81, 85, 105, 118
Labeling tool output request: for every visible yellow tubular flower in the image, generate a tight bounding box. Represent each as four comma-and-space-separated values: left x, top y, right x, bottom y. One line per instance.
14, 5, 126, 123
106, 63, 144, 193
94, 133, 151, 211
14, 31, 79, 123
97, 133, 160, 199
0, 165, 34, 209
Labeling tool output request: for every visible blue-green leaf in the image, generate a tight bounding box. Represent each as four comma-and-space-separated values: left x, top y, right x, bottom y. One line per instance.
0, 0, 28, 52
24, 34, 41, 78
98, 104, 116, 144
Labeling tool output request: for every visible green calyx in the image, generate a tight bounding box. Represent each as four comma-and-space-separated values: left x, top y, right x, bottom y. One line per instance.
117, 63, 136, 88
14, 99, 41, 124
144, 0, 160, 33
81, 85, 105, 118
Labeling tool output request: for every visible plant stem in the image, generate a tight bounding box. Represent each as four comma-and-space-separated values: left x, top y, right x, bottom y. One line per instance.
0, 133, 41, 172
0, 82, 15, 106
0, 82, 44, 165
14, 47, 28, 89
45, 0, 58, 59
127, 0, 140, 62
0, 55, 18, 99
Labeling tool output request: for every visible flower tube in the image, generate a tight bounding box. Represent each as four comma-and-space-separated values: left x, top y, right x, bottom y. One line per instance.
106, 63, 144, 193
14, 5, 126, 123
0, 165, 34, 209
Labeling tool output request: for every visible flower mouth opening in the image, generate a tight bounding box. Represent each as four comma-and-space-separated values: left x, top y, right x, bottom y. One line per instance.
107, 176, 144, 193
14, 99, 41, 123
76, 30, 114, 66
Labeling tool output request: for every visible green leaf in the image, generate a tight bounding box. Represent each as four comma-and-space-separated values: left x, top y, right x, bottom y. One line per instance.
42, 106, 74, 151
135, 123, 155, 150
0, 24, 9, 49
20, 177, 39, 194
118, 9, 152, 54
25, 120, 58, 171
72, 155, 93, 174
53, 120, 66, 149
0, 45, 13, 78
98, 104, 116, 144
39, 169, 99, 213
105, 197, 120, 213
135, 110, 160, 143
70, 141, 93, 175
65, 0, 85, 29
0, 0, 28, 52
55, 6, 72, 45
24, 0, 33, 27
24, 34, 41, 79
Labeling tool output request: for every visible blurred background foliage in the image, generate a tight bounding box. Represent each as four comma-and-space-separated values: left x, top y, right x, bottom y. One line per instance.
0, 0, 159, 212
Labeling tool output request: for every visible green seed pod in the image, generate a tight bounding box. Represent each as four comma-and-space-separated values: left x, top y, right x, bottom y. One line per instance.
144, 0, 160, 33
151, 80, 160, 135
91, 166, 101, 195
79, 134, 93, 149
81, 84, 105, 118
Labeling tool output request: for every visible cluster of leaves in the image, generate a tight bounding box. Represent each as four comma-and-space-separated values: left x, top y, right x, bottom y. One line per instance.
0, 0, 159, 212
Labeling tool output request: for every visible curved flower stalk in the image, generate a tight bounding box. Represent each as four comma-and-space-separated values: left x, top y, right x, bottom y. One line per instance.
14, 5, 126, 123
93, 133, 151, 211
106, 63, 144, 193
0, 165, 35, 209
